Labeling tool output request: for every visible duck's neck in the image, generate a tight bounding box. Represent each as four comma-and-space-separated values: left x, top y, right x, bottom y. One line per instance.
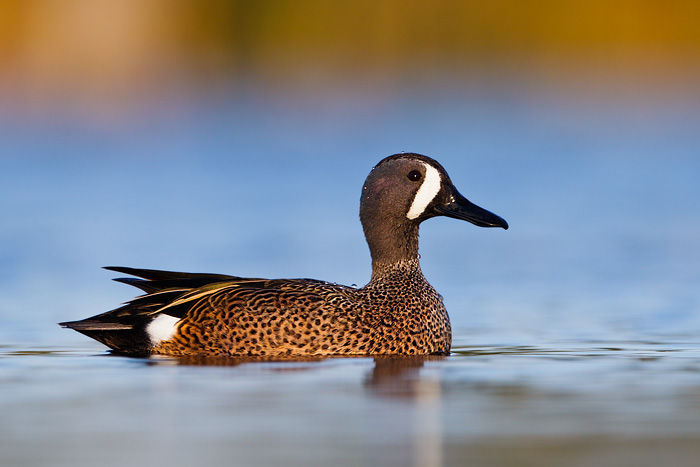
369, 257, 424, 286
364, 221, 422, 280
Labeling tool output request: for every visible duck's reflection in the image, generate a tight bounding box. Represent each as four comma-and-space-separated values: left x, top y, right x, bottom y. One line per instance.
140, 353, 327, 367
138, 353, 445, 396
366, 355, 444, 397
140, 353, 443, 392
365, 356, 445, 467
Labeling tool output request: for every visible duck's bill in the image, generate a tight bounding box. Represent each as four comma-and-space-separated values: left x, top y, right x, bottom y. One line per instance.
434, 191, 509, 229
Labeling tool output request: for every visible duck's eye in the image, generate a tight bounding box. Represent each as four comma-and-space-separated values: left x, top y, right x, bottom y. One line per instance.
407, 170, 422, 182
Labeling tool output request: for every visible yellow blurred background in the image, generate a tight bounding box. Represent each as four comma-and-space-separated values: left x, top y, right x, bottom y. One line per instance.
1, 0, 699, 118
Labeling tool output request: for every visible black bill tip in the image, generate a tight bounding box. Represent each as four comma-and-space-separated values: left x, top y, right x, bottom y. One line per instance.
434, 192, 508, 230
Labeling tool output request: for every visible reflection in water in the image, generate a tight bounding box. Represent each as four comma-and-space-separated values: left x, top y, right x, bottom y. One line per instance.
142, 352, 446, 392
415, 378, 442, 467
366, 356, 445, 467
142, 353, 327, 367
366, 355, 444, 398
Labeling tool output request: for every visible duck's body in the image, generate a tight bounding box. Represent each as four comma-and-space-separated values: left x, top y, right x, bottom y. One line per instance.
61, 153, 507, 357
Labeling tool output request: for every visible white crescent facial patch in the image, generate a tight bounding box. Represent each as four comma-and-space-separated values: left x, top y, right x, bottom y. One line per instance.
406, 163, 442, 220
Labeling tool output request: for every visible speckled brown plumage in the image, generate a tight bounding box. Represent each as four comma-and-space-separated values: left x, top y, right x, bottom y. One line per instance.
60, 153, 507, 357
152, 259, 450, 357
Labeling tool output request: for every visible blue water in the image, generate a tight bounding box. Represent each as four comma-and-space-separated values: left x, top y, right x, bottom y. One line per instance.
1, 82, 700, 466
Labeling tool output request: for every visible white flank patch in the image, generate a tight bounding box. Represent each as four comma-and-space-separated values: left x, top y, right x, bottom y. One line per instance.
406, 163, 442, 219
146, 314, 180, 345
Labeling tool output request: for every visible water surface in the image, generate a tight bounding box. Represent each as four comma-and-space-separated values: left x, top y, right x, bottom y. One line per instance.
2, 339, 700, 467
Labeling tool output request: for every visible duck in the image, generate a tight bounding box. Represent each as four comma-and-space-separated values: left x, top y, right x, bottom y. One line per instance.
60, 153, 508, 357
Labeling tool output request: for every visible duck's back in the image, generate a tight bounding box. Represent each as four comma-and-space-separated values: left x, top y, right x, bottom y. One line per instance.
155, 277, 366, 357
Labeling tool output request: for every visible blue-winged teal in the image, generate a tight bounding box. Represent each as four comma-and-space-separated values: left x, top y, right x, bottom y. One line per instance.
60, 153, 507, 356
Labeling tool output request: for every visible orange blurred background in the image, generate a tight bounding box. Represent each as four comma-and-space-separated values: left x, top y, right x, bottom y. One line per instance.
2, 0, 699, 120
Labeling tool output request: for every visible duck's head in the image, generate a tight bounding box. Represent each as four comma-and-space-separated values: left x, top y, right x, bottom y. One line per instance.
360, 153, 508, 266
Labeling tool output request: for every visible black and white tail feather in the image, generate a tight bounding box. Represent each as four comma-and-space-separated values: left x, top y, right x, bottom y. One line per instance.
59, 267, 261, 353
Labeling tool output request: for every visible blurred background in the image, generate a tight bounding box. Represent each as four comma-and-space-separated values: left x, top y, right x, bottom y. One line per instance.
2, 0, 700, 116
0, 0, 698, 118
1, 0, 699, 343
